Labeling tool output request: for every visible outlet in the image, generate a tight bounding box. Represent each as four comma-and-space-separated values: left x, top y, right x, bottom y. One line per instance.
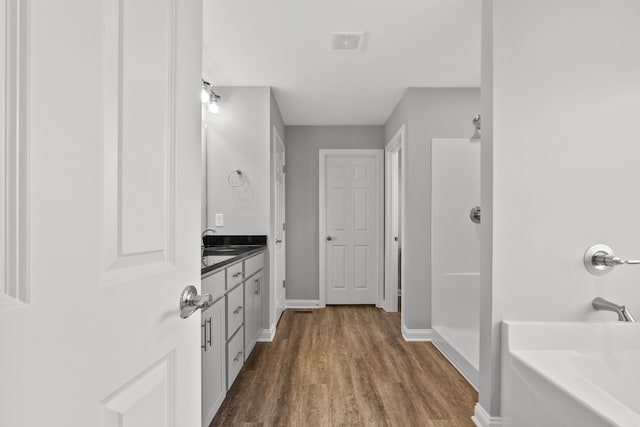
215, 213, 224, 227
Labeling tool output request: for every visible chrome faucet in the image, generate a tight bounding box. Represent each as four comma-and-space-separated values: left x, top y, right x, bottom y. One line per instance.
592, 297, 636, 322
201, 227, 217, 253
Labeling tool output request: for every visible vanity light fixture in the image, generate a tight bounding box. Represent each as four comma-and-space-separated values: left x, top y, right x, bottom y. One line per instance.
201, 79, 221, 114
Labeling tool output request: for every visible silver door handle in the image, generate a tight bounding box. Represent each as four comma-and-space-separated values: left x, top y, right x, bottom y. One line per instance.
276, 239, 283, 244
326, 236, 335, 241
254, 279, 260, 295
233, 305, 244, 314
232, 272, 243, 278
469, 206, 481, 224
233, 351, 243, 362
179, 285, 212, 319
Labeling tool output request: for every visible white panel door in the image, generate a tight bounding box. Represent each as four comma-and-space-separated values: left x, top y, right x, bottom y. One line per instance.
321, 150, 382, 305
0, 0, 202, 426
431, 139, 481, 368
274, 129, 286, 321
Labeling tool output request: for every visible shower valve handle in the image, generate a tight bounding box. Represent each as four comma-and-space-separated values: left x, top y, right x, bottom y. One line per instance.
584, 244, 640, 276
593, 254, 640, 267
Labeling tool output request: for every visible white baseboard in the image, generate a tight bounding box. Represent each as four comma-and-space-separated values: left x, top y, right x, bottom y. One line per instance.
285, 299, 321, 309
401, 323, 434, 341
257, 323, 276, 342
471, 403, 503, 427
431, 329, 479, 390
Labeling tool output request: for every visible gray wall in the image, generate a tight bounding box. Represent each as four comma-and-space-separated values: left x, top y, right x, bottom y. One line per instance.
384, 88, 481, 329
284, 126, 385, 300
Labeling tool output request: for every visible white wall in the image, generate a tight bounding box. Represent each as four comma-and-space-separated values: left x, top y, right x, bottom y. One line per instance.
384, 88, 481, 330
480, 0, 640, 417
284, 126, 385, 300
205, 87, 271, 234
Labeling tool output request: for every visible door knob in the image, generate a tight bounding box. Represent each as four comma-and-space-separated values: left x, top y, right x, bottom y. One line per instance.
469, 206, 481, 224
180, 285, 213, 319
326, 236, 335, 241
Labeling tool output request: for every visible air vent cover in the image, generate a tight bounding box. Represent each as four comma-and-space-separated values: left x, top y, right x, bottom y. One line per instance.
330, 32, 365, 52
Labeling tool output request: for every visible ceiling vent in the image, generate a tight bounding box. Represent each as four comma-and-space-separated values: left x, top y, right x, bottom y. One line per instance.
330, 32, 366, 52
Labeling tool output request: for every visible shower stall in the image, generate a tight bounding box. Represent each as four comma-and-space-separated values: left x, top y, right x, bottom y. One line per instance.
430, 137, 481, 388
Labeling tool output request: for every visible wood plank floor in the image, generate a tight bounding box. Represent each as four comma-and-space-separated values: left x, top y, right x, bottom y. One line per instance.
211, 305, 477, 426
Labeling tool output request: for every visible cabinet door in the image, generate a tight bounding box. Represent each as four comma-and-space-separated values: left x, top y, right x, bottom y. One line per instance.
244, 281, 255, 358
245, 271, 262, 357
202, 298, 226, 427
252, 272, 263, 347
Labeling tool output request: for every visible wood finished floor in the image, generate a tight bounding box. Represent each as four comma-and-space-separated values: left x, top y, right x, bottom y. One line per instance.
211, 305, 477, 426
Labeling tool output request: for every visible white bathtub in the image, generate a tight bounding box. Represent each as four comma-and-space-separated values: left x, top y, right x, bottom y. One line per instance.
501, 321, 640, 427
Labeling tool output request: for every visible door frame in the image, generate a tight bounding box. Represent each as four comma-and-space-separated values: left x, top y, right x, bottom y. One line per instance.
318, 149, 384, 308
384, 125, 406, 313
271, 126, 286, 328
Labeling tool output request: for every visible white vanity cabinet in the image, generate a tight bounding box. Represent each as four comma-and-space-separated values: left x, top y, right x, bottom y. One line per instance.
201, 248, 267, 425
201, 297, 226, 427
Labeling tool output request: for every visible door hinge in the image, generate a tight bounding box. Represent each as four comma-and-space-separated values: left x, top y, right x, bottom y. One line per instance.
282, 280, 286, 288
282, 222, 285, 231
282, 164, 286, 174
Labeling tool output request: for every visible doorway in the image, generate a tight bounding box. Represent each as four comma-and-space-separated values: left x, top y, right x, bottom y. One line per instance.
384, 126, 405, 314
273, 127, 286, 323
319, 149, 383, 306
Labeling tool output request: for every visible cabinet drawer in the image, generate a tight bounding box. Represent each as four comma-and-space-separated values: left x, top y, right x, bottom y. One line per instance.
226, 263, 244, 289
226, 325, 244, 389
226, 283, 244, 338
202, 270, 225, 300
244, 252, 264, 278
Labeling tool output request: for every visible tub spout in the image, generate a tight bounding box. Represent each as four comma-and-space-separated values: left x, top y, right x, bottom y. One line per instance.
592, 297, 636, 322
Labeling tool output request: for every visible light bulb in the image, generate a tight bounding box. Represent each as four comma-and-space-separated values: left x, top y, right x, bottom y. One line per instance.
201, 88, 210, 104
208, 101, 220, 114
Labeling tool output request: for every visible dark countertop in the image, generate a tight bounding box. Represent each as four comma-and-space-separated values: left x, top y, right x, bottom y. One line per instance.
201, 235, 267, 277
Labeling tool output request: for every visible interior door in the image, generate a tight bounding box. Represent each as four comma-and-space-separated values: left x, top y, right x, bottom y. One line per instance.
0, 1, 202, 425
321, 150, 383, 305
274, 129, 286, 321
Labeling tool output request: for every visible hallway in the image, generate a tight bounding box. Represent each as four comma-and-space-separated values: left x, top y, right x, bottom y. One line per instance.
212, 306, 477, 426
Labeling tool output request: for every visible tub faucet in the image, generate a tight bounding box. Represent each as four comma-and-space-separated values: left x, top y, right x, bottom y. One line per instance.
592, 297, 636, 322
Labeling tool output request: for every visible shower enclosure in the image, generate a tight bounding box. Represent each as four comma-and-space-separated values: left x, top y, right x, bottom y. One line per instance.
431, 138, 480, 387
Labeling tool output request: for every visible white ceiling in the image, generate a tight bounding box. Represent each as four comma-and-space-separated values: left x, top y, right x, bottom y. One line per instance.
202, 0, 481, 126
